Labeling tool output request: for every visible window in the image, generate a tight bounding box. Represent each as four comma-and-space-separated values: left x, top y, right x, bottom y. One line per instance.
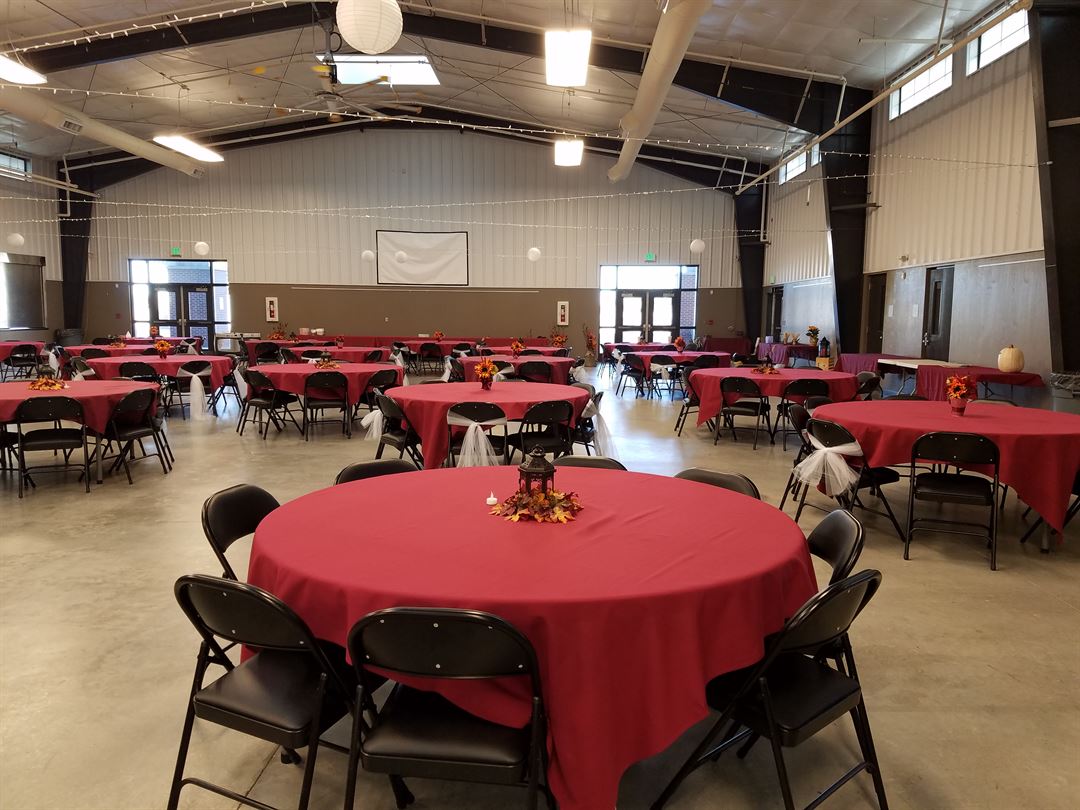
0, 151, 30, 179
967, 9, 1028, 74
888, 56, 953, 119
778, 144, 819, 184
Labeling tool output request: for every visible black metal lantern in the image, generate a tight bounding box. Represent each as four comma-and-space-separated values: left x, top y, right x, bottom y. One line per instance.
518, 446, 555, 494
321, 350, 332, 362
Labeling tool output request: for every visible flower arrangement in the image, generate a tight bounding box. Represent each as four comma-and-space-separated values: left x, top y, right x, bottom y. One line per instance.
673, 335, 686, 352
582, 325, 596, 356
314, 359, 340, 370
267, 325, 287, 340
335, 335, 345, 347
29, 375, 68, 391
433, 330, 445, 341
490, 488, 584, 524
475, 357, 498, 390
806, 325, 820, 344
153, 339, 173, 357
109, 341, 127, 349
751, 365, 779, 375
946, 375, 973, 400
509, 339, 526, 357
550, 331, 568, 348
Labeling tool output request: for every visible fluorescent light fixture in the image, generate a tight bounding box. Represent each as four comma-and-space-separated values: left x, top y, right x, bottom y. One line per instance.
553, 138, 584, 166
152, 135, 224, 163
0, 54, 46, 85
545, 30, 592, 86
316, 54, 440, 85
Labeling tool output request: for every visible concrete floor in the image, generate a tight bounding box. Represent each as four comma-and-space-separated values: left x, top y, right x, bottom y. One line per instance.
1, 367, 1077, 810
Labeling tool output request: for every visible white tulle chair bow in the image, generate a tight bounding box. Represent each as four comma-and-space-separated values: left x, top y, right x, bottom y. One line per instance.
581, 398, 620, 459
391, 350, 413, 386
360, 409, 384, 441
176, 367, 211, 421
791, 434, 863, 496
447, 410, 505, 467
440, 356, 453, 382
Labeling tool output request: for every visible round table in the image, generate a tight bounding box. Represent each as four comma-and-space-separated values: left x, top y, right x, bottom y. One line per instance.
402, 339, 471, 356
127, 336, 203, 350
0, 379, 159, 433
814, 400, 1080, 532
248, 466, 817, 810
285, 346, 388, 364
485, 345, 564, 356
691, 367, 859, 426
66, 344, 148, 358
386, 382, 590, 469
245, 340, 335, 363
257, 363, 402, 406
461, 355, 577, 385
86, 354, 233, 389
0, 340, 45, 363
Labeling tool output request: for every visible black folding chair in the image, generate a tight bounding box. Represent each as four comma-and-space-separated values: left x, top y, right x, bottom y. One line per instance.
553, 455, 626, 470
446, 401, 509, 466
507, 400, 574, 460
373, 393, 424, 468
91, 387, 169, 483
354, 368, 401, 420
201, 483, 280, 579
775, 378, 830, 449
517, 361, 552, 384
168, 575, 356, 810
14, 396, 91, 498
237, 368, 302, 439
651, 570, 888, 810
344, 607, 552, 810
334, 458, 418, 485
1, 343, 39, 380
715, 377, 772, 449
674, 468, 760, 499
302, 371, 351, 439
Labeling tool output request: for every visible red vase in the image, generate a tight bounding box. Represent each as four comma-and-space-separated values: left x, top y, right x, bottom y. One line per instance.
950, 397, 968, 416
481, 377, 493, 391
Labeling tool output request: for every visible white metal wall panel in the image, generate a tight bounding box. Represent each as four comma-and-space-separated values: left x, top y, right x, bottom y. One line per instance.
0, 162, 63, 280
87, 130, 740, 288
763, 163, 831, 285
865, 46, 1043, 273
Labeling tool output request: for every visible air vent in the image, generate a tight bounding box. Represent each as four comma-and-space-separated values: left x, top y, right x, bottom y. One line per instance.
57, 117, 82, 134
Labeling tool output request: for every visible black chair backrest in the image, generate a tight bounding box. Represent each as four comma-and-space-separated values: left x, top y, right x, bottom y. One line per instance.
690, 354, 721, 370
912, 431, 1000, 467
674, 468, 761, 499
651, 354, 675, 366
305, 370, 347, 392
449, 357, 465, 379
448, 401, 507, 423
625, 354, 646, 372
335, 458, 417, 485
201, 484, 281, 579
71, 356, 92, 374
392, 341, 407, 349
479, 347, 494, 356
452, 342, 470, 351
661, 344, 677, 351
805, 418, 859, 449
243, 368, 275, 390
420, 342, 439, 354
366, 368, 400, 393
348, 607, 540, 697
7, 343, 37, 359
520, 348, 542, 355
777, 569, 882, 656
883, 394, 926, 401
15, 395, 84, 424
720, 376, 763, 397
179, 360, 211, 375
81, 348, 108, 359
254, 341, 280, 357
280, 348, 299, 363
517, 361, 552, 381
363, 349, 383, 362
806, 510, 865, 585
855, 371, 878, 384
553, 456, 627, 470
570, 381, 596, 399
142, 347, 161, 355
804, 395, 833, 410
553, 348, 570, 357
175, 574, 348, 696
375, 392, 408, 423
119, 361, 158, 378
788, 403, 811, 434
110, 387, 157, 419
614, 344, 630, 353
91, 337, 112, 345
301, 349, 324, 359
782, 378, 830, 399
521, 399, 574, 426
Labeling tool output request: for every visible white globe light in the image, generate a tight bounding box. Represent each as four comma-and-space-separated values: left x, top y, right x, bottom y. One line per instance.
6, 232, 25, 247
526, 247, 542, 263
336, 0, 403, 55
394, 250, 407, 263
361, 249, 376, 263
690, 238, 706, 254
193, 241, 210, 256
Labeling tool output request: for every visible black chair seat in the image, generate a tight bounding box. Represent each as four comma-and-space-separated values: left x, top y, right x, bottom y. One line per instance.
723, 400, 770, 417
708, 654, 862, 748
915, 472, 995, 504
863, 466, 901, 486
364, 686, 529, 782
193, 650, 338, 749
507, 432, 566, 454
21, 427, 85, 451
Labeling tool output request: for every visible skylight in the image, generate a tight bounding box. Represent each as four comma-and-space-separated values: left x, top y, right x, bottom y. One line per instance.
317, 54, 440, 86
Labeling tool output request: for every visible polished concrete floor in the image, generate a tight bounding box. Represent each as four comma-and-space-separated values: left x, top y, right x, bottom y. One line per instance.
1, 367, 1077, 810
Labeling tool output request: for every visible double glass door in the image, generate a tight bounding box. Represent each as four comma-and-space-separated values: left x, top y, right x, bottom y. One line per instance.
149, 284, 215, 345
615, 290, 678, 344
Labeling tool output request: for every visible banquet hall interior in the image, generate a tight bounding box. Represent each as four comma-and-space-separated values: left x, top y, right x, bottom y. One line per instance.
1, 1, 1078, 809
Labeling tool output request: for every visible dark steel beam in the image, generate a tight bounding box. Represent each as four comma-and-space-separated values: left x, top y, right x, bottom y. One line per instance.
1029, 0, 1080, 372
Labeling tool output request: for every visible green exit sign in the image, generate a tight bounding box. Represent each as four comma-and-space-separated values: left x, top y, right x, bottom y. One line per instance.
170, 246, 182, 257
644, 252, 656, 263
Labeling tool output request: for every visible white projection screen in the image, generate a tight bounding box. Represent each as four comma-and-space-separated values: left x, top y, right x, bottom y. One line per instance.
376, 230, 469, 286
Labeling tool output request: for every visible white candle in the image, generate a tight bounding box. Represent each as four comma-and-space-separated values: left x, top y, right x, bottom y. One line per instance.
486, 492, 499, 506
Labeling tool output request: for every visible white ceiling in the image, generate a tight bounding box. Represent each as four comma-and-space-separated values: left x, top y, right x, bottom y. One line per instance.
0, 0, 1000, 162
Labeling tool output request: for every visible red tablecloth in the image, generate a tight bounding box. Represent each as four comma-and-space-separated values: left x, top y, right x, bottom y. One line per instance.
756, 342, 819, 365
835, 353, 904, 375
248, 466, 817, 810
284, 346, 389, 364
629, 351, 732, 378
702, 336, 753, 355
602, 342, 670, 354
0, 379, 159, 433
485, 346, 565, 356
461, 355, 577, 385
87, 355, 233, 390
245, 339, 336, 363
401, 339, 473, 356
814, 400, 1080, 532
127, 336, 203, 349
66, 344, 148, 357
387, 382, 590, 469
258, 363, 402, 406
0, 341, 45, 362
915, 364, 1045, 400
691, 367, 859, 425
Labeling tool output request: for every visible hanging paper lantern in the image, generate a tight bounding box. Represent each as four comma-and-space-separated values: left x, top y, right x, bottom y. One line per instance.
336, 0, 403, 55
689, 238, 706, 254
193, 241, 210, 256
526, 247, 542, 263
6, 232, 25, 247
361, 249, 376, 263
394, 250, 407, 263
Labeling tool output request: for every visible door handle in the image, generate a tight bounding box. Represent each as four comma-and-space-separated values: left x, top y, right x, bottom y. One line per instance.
921, 332, 930, 346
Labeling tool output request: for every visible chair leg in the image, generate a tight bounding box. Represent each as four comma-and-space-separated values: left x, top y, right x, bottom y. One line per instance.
852, 698, 889, 809
649, 715, 732, 810
874, 488, 906, 542
762, 687, 797, 810
904, 480, 917, 560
